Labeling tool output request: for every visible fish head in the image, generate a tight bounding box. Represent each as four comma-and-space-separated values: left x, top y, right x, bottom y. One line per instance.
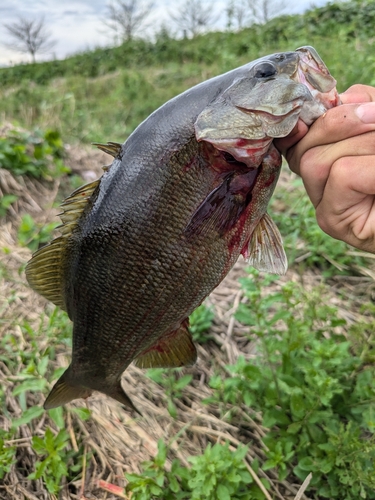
191, 47, 339, 274
194, 46, 339, 168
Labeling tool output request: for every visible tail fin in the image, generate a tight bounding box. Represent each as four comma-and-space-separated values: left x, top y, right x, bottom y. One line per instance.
44, 368, 92, 410
107, 381, 142, 415
44, 368, 141, 414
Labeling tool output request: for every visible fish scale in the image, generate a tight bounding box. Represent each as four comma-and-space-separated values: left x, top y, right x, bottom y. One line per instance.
25, 46, 340, 411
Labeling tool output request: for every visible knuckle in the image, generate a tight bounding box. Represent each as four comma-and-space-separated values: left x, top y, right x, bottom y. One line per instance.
346, 83, 369, 94
300, 147, 329, 183
315, 208, 331, 235
329, 157, 355, 188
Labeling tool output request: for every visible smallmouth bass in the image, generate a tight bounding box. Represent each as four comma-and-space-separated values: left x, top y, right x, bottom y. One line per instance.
26, 46, 339, 411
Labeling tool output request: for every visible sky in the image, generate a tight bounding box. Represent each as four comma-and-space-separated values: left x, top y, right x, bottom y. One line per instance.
0, 0, 330, 66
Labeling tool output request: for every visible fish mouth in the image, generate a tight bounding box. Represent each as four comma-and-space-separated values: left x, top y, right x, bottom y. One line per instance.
295, 46, 341, 109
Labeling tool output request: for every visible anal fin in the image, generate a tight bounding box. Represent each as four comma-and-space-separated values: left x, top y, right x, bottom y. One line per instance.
134, 320, 197, 369
244, 212, 287, 275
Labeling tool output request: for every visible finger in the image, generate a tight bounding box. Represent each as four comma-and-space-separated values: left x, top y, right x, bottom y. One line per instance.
299, 130, 375, 207
274, 120, 308, 157
340, 84, 375, 105
287, 102, 375, 176
316, 155, 375, 249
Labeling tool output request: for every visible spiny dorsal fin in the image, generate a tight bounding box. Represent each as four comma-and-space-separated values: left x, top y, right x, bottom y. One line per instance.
134, 319, 197, 369
93, 141, 122, 158
246, 212, 287, 275
25, 179, 100, 309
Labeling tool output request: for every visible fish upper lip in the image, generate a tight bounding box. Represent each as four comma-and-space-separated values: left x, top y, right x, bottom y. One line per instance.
293, 47, 340, 109
295, 46, 337, 94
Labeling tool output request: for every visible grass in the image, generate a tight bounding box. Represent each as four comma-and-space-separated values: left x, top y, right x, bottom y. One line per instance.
1, 34, 375, 145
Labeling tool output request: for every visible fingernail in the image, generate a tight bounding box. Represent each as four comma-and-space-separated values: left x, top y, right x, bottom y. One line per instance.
356, 102, 375, 123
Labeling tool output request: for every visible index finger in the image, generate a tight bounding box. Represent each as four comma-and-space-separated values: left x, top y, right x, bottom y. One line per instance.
340, 84, 375, 105
286, 102, 375, 176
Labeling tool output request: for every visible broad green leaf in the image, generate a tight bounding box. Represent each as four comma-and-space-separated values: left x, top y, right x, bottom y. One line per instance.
48, 407, 65, 429
290, 393, 307, 419
216, 484, 230, 500
11, 406, 44, 428
12, 378, 47, 396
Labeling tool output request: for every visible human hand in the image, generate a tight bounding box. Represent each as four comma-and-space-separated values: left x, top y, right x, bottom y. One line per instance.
275, 84, 375, 254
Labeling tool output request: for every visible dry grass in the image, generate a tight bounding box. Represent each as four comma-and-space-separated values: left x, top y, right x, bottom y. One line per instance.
0, 145, 374, 500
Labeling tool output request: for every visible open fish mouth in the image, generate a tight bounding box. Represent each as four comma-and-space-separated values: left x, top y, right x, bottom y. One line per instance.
295, 46, 341, 111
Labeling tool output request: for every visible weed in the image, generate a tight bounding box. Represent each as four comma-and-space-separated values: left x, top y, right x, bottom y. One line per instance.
0, 430, 16, 480
125, 439, 264, 500
0, 194, 18, 217
17, 214, 58, 251
208, 270, 375, 498
29, 427, 81, 494
146, 369, 192, 418
125, 439, 190, 499
189, 303, 214, 343
0, 128, 69, 179
187, 442, 260, 499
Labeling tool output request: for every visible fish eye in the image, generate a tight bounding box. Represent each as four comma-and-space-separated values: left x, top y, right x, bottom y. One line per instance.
253, 62, 277, 79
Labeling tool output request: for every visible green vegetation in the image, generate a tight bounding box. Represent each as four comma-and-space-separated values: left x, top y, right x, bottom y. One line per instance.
1, 0, 374, 90
17, 214, 59, 251
146, 369, 193, 418
232, 272, 375, 498
270, 176, 369, 276
0, 194, 17, 217
189, 303, 215, 343
140, 273, 375, 499
0, 128, 68, 179
29, 427, 81, 495
125, 439, 259, 500
1, 1, 375, 144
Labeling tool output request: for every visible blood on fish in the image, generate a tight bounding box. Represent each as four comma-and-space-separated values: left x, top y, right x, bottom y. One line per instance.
262, 173, 276, 188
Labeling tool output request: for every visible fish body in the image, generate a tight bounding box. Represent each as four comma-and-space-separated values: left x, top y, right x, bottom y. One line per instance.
26, 46, 339, 411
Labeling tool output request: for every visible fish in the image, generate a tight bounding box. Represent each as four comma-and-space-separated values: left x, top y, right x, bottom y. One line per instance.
26, 46, 340, 412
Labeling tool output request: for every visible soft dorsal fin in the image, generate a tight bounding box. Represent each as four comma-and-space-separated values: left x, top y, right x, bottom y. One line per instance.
93, 141, 122, 158
245, 213, 287, 275
134, 319, 197, 369
25, 179, 100, 310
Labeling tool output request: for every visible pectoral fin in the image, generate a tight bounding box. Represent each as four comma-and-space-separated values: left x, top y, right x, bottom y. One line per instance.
244, 213, 287, 275
134, 320, 197, 369
186, 170, 260, 238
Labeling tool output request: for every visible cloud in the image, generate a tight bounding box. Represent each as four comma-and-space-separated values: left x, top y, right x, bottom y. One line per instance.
0, 0, 330, 66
